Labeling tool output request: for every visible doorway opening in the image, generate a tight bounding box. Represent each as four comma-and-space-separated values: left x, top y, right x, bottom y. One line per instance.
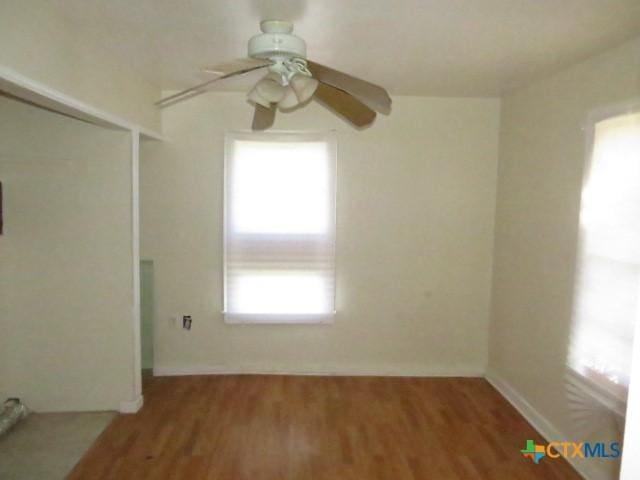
140, 260, 154, 384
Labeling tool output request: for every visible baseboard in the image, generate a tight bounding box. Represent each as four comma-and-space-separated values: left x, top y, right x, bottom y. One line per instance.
485, 369, 608, 480
118, 395, 143, 414
153, 364, 485, 378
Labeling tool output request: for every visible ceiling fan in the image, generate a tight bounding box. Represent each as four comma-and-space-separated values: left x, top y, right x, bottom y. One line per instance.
156, 20, 391, 130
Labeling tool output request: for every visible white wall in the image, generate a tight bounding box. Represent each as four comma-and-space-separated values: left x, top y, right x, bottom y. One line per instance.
141, 93, 500, 376
0, 96, 136, 411
488, 36, 640, 479
0, 0, 161, 132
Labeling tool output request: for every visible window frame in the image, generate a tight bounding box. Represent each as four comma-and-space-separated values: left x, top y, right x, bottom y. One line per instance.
568, 99, 640, 414
222, 130, 338, 325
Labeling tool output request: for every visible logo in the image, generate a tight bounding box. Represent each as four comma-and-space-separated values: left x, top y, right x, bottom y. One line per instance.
521, 440, 546, 464
520, 440, 620, 464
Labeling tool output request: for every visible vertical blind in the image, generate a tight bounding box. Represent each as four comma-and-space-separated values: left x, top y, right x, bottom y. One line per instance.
224, 132, 337, 323
570, 111, 640, 399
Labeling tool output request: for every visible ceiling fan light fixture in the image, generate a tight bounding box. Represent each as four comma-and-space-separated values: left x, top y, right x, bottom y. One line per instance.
157, 20, 391, 131
247, 85, 272, 108
255, 73, 286, 103
290, 74, 319, 104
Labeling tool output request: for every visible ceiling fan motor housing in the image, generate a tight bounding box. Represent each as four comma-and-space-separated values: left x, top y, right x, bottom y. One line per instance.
248, 20, 307, 60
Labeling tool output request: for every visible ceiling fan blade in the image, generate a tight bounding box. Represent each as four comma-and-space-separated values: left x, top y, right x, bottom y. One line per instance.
307, 60, 391, 115
252, 103, 276, 130
313, 83, 376, 128
156, 58, 272, 107
203, 58, 273, 75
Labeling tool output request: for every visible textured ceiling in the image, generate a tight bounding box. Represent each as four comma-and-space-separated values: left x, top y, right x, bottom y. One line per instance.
51, 0, 640, 96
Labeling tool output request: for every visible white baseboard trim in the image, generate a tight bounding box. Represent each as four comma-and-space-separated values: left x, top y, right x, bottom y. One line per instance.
485, 369, 608, 480
118, 395, 143, 414
153, 364, 485, 378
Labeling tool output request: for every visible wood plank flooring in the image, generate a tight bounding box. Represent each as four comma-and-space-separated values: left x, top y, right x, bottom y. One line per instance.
69, 375, 582, 479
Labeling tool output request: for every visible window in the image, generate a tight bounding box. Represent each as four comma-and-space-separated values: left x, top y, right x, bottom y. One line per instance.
569, 111, 640, 404
224, 132, 337, 323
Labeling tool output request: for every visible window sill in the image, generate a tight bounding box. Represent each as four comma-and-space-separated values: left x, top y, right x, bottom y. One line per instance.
223, 312, 335, 325
566, 367, 627, 418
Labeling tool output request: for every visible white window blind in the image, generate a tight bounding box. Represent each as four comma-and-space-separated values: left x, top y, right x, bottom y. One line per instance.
570, 111, 640, 400
224, 132, 337, 324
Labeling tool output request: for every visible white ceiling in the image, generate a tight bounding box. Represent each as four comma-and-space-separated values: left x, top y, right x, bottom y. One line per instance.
51, 0, 640, 96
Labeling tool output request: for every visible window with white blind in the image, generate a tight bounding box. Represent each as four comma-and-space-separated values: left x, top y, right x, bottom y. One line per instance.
569, 110, 640, 404
224, 132, 337, 324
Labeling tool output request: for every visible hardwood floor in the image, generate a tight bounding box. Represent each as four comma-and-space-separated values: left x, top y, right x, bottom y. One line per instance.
69, 375, 582, 479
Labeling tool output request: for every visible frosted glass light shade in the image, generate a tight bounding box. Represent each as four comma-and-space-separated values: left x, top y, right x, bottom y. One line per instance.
247, 86, 271, 108
256, 74, 286, 103
290, 74, 319, 103
278, 86, 299, 109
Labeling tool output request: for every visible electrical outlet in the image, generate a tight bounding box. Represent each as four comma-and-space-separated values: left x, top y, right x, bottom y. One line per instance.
171, 314, 193, 330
